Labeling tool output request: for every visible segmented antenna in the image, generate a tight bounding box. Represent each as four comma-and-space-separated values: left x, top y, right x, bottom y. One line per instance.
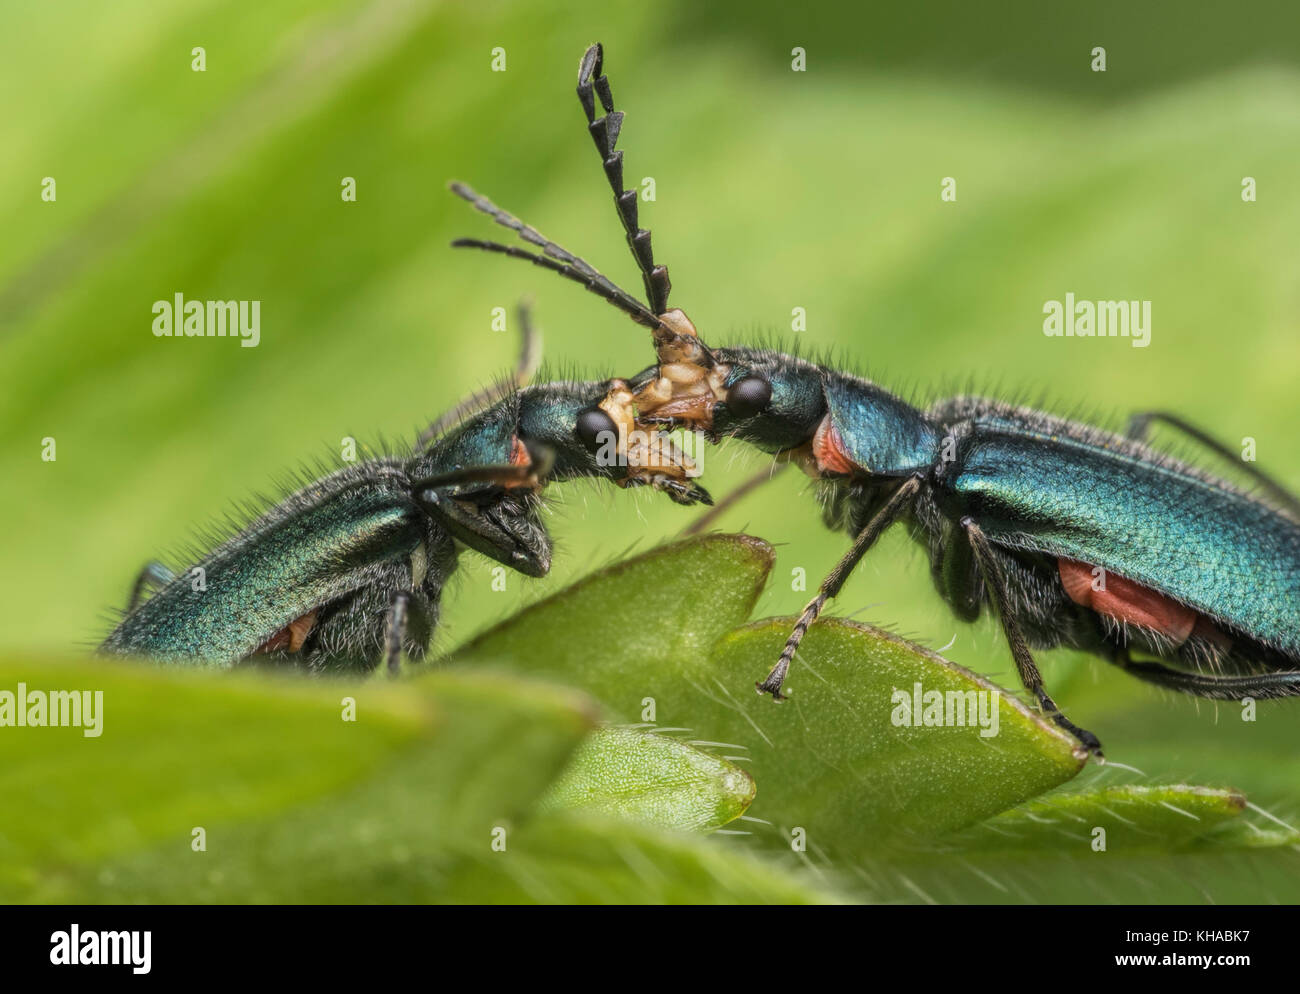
449, 45, 713, 366
576, 42, 672, 317
449, 182, 666, 333
417, 299, 542, 448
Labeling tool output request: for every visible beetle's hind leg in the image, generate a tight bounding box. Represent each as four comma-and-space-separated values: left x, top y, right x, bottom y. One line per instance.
126, 561, 176, 611
1128, 411, 1300, 517
1113, 646, 1300, 699
962, 517, 1104, 759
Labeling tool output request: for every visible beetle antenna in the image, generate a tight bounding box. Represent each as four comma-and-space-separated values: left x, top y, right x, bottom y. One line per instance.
450, 49, 715, 366
576, 42, 672, 318
417, 299, 543, 448
449, 181, 671, 332
575, 44, 717, 368
450, 234, 664, 332
514, 298, 543, 386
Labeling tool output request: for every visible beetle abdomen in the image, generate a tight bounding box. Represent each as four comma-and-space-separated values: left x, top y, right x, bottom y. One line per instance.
1057, 557, 1230, 651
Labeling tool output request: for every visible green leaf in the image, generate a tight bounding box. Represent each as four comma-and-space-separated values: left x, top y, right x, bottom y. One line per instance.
453, 534, 1086, 856
706, 620, 1086, 849
434, 814, 842, 904
4, 663, 597, 902
840, 844, 1300, 905
847, 785, 1300, 904
0, 651, 431, 892
951, 784, 1257, 851
3, 655, 832, 904
456, 533, 775, 676
538, 726, 756, 832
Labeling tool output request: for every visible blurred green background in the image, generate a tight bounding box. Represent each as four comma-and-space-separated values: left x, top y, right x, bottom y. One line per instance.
4, 0, 1299, 826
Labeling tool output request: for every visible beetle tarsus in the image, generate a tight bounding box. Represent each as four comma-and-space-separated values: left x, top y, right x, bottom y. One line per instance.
756, 655, 792, 700
1038, 689, 1105, 758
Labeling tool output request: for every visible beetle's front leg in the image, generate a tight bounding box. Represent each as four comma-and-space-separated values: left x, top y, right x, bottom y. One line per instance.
757, 474, 923, 700
961, 517, 1104, 759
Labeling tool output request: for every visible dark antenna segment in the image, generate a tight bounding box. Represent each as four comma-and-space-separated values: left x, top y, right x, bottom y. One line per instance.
576, 42, 673, 317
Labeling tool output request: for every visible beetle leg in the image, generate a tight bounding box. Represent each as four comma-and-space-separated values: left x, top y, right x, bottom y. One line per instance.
962, 517, 1104, 758
1128, 410, 1300, 518
1113, 645, 1300, 700
683, 463, 789, 536
757, 474, 922, 700
384, 590, 414, 676
421, 491, 553, 578
126, 561, 176, 612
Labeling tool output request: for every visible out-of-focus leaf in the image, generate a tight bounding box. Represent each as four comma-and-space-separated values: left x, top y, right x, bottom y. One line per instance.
435, 814, 843, 905
950, 784, 1257, 851
538, 726, 756, 832
8, 667, 596, 903
844, 785, 1300, 904
844, 843, 1300, 905
0, 651, 430, 895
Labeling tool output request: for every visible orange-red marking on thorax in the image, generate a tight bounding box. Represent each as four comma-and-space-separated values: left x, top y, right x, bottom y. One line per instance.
502, 435, 534, 488
1057, 558, 1228, 648
508, 436, 530, 466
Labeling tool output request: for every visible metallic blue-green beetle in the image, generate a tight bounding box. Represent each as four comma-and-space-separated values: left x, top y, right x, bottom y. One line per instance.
100, 324, 711, 673
449, 42, 1300, 757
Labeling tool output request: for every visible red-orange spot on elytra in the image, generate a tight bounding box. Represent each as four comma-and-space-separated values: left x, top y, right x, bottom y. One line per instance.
1058, 558, 1196, 645
256, 608, 319, 655
500, 435, 538, 489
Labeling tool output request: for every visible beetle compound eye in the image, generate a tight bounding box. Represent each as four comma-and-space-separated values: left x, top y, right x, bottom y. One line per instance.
725, 376, 772, 419
575, 408, 618, 453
